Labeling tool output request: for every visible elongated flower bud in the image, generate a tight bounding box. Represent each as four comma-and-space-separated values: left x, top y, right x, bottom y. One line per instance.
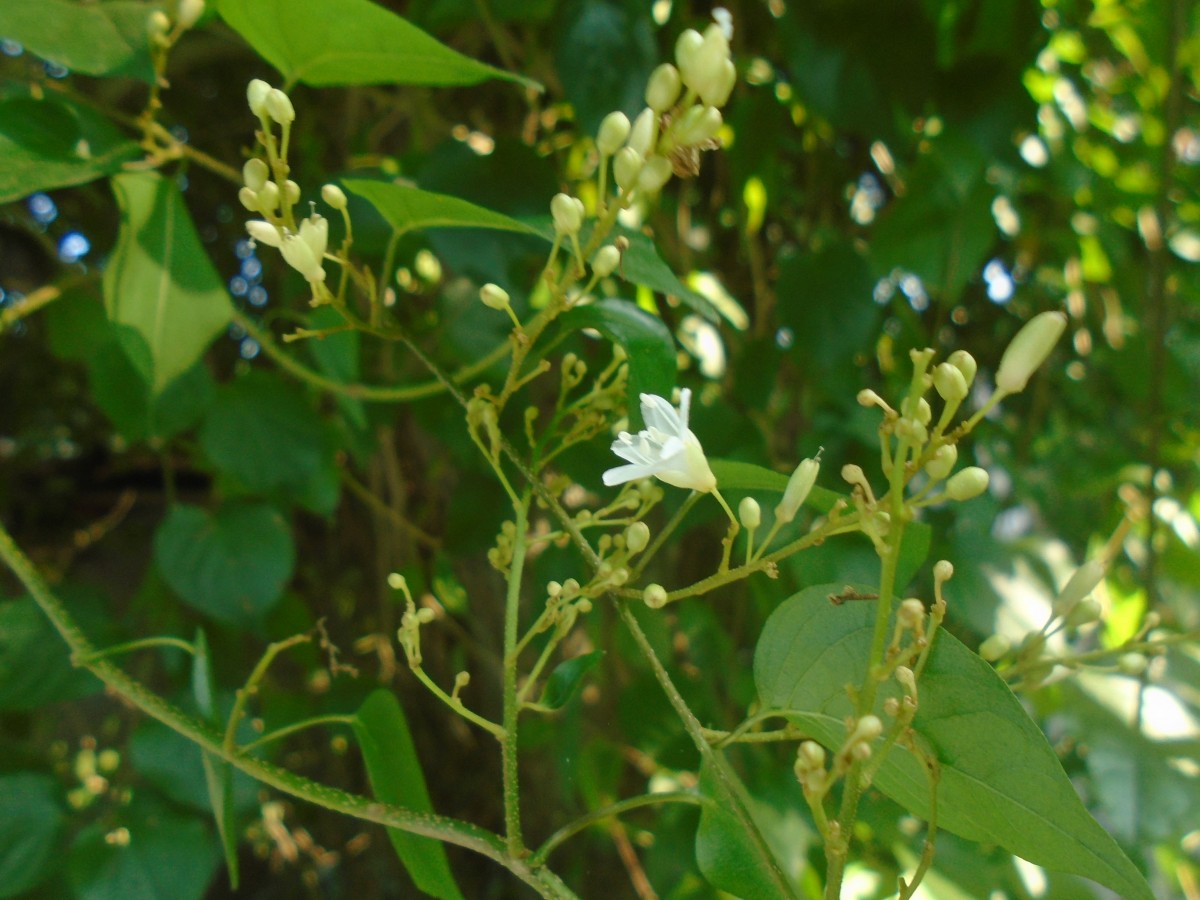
627, 108, 657, 158
265, 88, 295, 125
624, 522, 651, 555
256, 180, 280, 213
613, 147, 643, 192
247, 79, 271, 117
245, 219, 282, 247
243, 158, 269, 192
299, 214, 328, 262
592, 245, 620, 278
237, 186, 259, 212
479, 283, 510, 310
597, 111, 631, 156
933, 362, 968, 403
551, 193, 584, 235
638, 156, 673, 193
995, 311, 1067, 394
1052, 558, 1106, 618
321, 183, 348, 210
775, 456, 820, 524
672, 105, 723, 146
947, 350, 977, 387
924, 443, 957, 481
646, 63, 682, 113
944, 466, 989, 501
738, 497, 761, 530
979, 634, 1012, 662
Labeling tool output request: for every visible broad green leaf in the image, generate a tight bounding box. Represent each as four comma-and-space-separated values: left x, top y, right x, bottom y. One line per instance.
0, 773, 65, 898
0, 0, 157, 79
538, 650, 603, 711
0, 94, 141, 203
343, 178, 540, 238
192, 629, 239, 889
352, 690, 465, 900
104, 173, 232, 395
0, 596, 101, 711
198, 370, 327, 493
556, 298, 676, 428
154, 502, 295, 623
216, 0, 531, 89
753, 585, 1154, 900
67, 796, 218, 900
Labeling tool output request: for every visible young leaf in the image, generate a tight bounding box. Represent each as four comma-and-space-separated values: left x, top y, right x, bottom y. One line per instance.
0, 773, 65, 898
104, 173, 232, 395
0, 0, 156, 79
555, 298, 676, 428
538, 650, 603, 711
154, 502, 295, 624
193, 629, 239, 890
352, 690, 465, 900
343, 178, 540, 239
753, 584, 1155, 900
0, 94, 140, 204
217, 0, 533, 89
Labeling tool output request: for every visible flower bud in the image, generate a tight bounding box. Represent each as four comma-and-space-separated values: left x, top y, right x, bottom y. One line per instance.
1117, 652, 1148, 676
591, 245, 620, 278
933, 560, 954, 582
1065, 596, 1102, 628
627, 108, 658, 158
896, 416, 928, 446
625, 522, 651, 555
775, 456, 819, 524
679, 25, 733, 105
924, 443, 957, 481
247, 79, 271, 117
1052, 558, 1106, 618
672, 105, 723, 147
148, 10, 171, 37
995, 311, 1067, 394
613, 147, 644, 191
242, 158, 269, 192
897, 599, 925, 631
265, 88, 295, 125
283, 180, 301, 205
947, 349, 977, 386
979, 634, 1012, 662
933, 362, 968, 403
255, 182, 280, 215
675, 29, 704, 78
177, 0, 204, 29
643, 583, 668, 609
849, 714, 883, 745
237, 186, 259, 212
646, 63, 682, 113
738, 497, 761, 530
597, 111, 631, 156
321, 183, 348, 210
796, 740, 826, 771
700, 59, 737, 107
479, 283, 510, 310
637, 155, 673, 193
245, 220, 282, 247
944, 466, 989, 501
551, 192, 585, 235
280, 233, 325, 282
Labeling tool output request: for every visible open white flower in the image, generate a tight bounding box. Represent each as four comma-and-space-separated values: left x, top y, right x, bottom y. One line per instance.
603, 389, 716, 493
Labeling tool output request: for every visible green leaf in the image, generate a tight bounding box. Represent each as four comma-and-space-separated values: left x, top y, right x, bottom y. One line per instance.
154, 502, 295, 624
0, 597, 101, 711
192, 629, 239, 889
67, 796, 219, 900
555, 298, 676, 429
216, 0, 531, 88
538, 650, 603, 710
104, 172, 233, 395
0, 773, 65, 898
343, 178, 540, 238
352, 690, 465, 900
198, 370, 327, 493
0, 0, 157, 79
0, 94, 141, 204
613, 226, 726, 324
753, 584, 1155, 900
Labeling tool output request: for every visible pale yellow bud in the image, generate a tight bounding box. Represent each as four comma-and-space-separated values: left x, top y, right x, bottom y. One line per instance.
924, 443, 957, 481
738, 497, 761, 530
550, 192, 585, 235
672, 105, 723, 146
242, 158, 269, 192
979, 634, 1012, 661
643, 584, 668, 609
265, 88, 295, 125
321, 183, 348, 210
1117, 652, 1148, 676
613, 147, 643, 192
933, 362, 968, 403
646, 63, 682, 113
995, 311, 1067, 394
479, 283, 511, 310
637, 155, 673, 193
176, 0, 204, 29
944, 466, 989, 501
948, 349, 977, 386
627, 108, 658, 158
597, 111, 631, 156
624, 521, 651, 555
897, 599, 925, 631
283, 180, 301, 205
237, 186, 259, 212
246, 79, 271, 117
592, 245, 620, 278
245, 220, 282, 247
256, 180, 280, 213
775, 456, 820, 524
1053, 558, 1106, 618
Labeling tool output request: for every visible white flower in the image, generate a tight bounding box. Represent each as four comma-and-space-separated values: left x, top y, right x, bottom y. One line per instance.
603, 389, 716, 493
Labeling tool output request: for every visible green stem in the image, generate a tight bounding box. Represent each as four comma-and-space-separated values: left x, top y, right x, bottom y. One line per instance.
629, 491, 703, 581
240, 714, 356, 753
502, 491, 532, 855
223, 634, 312, 756
616, 603, 797, 899
412, 665, 505, 738
532, 791, 702, 864
76, 636, 195, 662
0, 523, 578, 899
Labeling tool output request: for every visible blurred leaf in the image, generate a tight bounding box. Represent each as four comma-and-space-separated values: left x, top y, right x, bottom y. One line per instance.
0, 94, 140, 203
538, 650, 603, 711
217, 0, 532, 88
754, 584, 1155, 900
556, 298, 676, 428
554, 0, 656, 137
104, 172, 232, 395
352, 690, 465, 900
775, 242, 879, 372
198, 370, 327, 494
0, 597, 101, 711
0, 0, 156, 79
306, 305, 366, 430
0, 773, 65, 898
343, 178, 540, 238
192, 630, 239, 889
154, 502, 295, 624
67, 796, 218, 900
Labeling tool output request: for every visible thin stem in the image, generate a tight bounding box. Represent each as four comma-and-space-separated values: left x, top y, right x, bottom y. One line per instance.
0, 523, 578, 900
240, 714, 356, 753
223, 634, 312, 756
412, 666, 504, 738
76, 636, 195, 662
502, 491, 532, 855
630, 491, 703, 580
532, 792, 702, 864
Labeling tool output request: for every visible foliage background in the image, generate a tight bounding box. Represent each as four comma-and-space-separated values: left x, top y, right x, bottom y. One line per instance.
0, 0, 1197, 898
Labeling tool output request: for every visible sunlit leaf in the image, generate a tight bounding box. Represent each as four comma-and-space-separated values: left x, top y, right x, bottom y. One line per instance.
0, 0, 156, 79
343, 178, 540, 238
